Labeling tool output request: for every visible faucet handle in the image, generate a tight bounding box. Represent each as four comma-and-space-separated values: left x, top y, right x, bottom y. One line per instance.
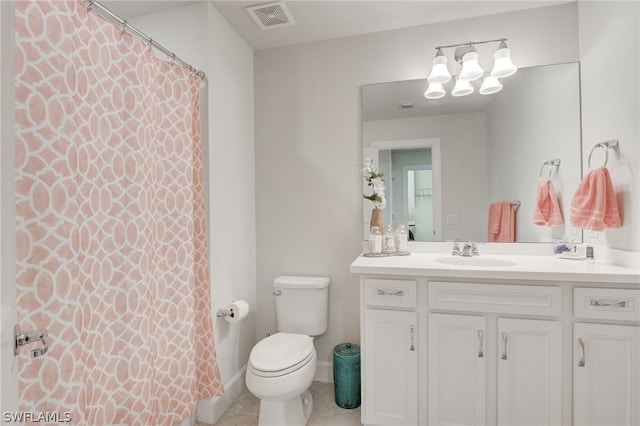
448, 240, 462, 255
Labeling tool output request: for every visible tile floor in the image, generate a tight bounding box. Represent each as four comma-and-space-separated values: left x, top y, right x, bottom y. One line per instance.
197, 381, 361, 426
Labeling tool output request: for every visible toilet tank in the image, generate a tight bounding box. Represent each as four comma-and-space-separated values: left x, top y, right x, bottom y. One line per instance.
273, 276, 330, 336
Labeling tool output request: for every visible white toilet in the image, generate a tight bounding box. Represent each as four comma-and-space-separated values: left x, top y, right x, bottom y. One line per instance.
246, 275, 330, 426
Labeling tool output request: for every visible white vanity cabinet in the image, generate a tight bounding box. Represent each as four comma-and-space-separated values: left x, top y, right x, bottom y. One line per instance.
427, 283, 562, 426
361, 278, 418, 426
572, 288, 640, 426
351, 253, 640, 426
427, 313, 487, 426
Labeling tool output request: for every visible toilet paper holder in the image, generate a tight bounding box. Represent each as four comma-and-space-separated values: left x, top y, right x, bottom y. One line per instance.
216, 300, 250, 323
216, 307, 232, 318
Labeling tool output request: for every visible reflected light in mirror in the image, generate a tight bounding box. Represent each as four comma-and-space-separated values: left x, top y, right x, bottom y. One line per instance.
479, 75, 503, 95
425, 82, 446, 99
452, 77, 474, 97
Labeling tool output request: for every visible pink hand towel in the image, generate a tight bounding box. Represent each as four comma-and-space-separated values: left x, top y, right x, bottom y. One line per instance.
570, 167, 621, 231
488, 201, 515, 242
533, 180, 564, 226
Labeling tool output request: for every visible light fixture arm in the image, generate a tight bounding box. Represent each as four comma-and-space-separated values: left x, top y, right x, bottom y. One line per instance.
435, 38, 508, 51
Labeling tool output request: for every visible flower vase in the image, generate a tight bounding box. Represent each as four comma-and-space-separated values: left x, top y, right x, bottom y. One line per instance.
369, 208, 385, 232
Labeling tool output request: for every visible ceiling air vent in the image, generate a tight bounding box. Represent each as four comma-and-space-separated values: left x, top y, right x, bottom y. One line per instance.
246, 1, 295, 30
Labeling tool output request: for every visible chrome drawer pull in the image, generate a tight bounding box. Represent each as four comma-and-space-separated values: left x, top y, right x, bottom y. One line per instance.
409, 325, 415, 352
590, 299, 628, 308
501, 332, 508, 360
377, 289, 405, 297
578, 337, 586, 367
477, 330, 484, 358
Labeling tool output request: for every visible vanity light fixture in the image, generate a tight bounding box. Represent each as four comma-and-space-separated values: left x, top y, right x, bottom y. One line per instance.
425, 38, 517, 99
455, 45, 484, 81
427, 48, 451, 83
491, 40, 518, 78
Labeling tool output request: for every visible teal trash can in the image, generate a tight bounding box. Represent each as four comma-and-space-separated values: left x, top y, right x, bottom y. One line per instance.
333, 342, 361, 409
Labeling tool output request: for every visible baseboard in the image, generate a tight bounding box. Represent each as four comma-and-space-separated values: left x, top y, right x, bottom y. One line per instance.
196, 365, 247, 425
315, 361, 333, 383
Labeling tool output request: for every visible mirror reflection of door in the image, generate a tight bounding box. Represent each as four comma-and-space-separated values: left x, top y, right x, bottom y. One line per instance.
364, 139, 441, 242
405, 166, 433, 241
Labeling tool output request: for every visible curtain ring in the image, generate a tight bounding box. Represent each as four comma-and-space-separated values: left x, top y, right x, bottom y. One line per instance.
169, 53, 176, 64
119, 20, 127, 36
588, 143, 608, 170
147, 38, 153, 52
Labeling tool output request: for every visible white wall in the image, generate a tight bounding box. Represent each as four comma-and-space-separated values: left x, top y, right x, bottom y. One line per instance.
364, 113, 489, 241
578, 1, 640, 252
132, 3, 256, 422
1, 0, 19, 416
255, 3, 579, 369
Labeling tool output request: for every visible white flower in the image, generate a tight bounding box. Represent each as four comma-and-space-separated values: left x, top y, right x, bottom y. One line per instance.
363, 158, 386, 210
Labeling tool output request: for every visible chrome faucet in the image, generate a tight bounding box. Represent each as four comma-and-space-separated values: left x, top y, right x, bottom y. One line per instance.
461, 241, 479, 257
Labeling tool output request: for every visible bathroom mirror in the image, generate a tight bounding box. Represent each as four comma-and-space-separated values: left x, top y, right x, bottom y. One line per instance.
362, 62, 583, 243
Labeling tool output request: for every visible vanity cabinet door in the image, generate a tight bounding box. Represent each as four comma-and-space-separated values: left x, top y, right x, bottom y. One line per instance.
573, 323, 640, 426
496, 318, 562, 426
428, 313, 487, 426
363, 309, 417, 426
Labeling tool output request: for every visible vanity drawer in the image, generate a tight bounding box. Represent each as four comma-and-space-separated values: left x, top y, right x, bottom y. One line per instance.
364, 278, 417, 309
574, 288, 640, 322
428, 282, 561, 317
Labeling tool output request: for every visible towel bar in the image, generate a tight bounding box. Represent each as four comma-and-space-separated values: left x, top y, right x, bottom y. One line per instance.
588, 139, 619, 170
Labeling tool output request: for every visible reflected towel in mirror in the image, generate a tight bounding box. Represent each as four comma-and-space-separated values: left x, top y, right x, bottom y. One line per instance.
488, 201, 515, 242
533, 180, 564, 226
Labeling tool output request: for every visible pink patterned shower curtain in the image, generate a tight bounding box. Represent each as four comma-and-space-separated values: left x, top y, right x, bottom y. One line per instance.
14, 1, 223, 424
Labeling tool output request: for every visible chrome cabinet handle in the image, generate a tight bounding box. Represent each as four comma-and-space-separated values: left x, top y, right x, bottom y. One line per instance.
501, 332, 508, 360
590, 299, 627, 308
14, 325, 49, 358
377, 289, 405, 296
477, 330, 484, 358
409, 325, 415, 352
578, 337, 586, 367
272, 290, 282, 296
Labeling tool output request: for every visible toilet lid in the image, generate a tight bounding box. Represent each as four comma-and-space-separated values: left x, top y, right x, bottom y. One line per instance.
250, 333, 314, 374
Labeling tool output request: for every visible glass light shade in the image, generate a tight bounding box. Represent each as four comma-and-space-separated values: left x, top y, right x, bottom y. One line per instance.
479, 75, 503, 95
428, 55, 451, 83
458, 52, 484, 81
491, 47, 517, 78
452, 78, 474, 97
424, 82, 446, 99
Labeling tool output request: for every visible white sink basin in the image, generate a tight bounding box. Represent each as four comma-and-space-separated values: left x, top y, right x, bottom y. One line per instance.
433, 256, 517, 267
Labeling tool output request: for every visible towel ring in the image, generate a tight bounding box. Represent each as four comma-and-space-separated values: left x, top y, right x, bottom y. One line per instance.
588, 139, 619, 170
539, 158, 560, 180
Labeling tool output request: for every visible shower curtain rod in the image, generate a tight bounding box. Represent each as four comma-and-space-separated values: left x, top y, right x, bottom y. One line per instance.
82, 0, 206, 80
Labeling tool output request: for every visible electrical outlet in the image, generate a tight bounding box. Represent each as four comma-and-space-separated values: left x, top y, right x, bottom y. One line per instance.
446, 214, 458, 224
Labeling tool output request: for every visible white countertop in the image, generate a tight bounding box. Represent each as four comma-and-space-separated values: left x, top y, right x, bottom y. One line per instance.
350, 253, 640, 284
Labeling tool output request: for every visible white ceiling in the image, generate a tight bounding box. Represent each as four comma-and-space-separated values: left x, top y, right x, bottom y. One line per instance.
101, 0, 571, 51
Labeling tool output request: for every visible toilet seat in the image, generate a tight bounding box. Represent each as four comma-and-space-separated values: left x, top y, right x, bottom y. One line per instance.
249, 333, 314, 378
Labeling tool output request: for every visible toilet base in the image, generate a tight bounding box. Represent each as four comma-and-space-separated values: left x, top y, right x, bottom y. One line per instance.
257, 390, 313, 426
